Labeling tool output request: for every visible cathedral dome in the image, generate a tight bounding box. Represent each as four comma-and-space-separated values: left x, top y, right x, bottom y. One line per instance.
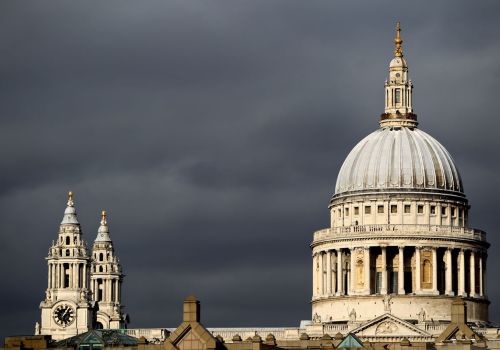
334, 126, 464, 197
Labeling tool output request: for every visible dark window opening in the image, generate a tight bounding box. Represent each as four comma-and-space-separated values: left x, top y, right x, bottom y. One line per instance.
391, 205, 398, 214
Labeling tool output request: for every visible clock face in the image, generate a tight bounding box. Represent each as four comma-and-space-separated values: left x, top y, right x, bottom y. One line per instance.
53, 304, 75, 327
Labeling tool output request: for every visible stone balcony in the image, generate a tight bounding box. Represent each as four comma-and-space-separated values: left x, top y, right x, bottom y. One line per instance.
313, 224, 487, 244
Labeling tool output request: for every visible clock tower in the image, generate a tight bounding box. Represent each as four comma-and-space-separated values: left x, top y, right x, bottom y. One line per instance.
39, 192, 94, 340
90, 210, 127, 329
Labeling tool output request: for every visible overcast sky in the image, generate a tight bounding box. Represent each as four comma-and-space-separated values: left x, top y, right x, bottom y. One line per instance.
1, 0, 500, 341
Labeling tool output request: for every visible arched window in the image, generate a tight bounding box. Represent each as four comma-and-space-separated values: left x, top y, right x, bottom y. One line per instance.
99, 253, 103, 261
66, 236, 70, 245
99, 266, 103, 273
423, 259, 432, 283
66, 249, 70, 257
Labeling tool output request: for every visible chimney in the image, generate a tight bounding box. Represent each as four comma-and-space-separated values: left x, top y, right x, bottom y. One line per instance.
183, 295, 200, 322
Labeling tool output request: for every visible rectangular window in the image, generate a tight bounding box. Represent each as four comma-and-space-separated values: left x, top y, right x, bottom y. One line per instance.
354, 207, 359, 215
451, 207, 456, 217
345, 208, 349, 216
395, 89, 401, 104
365, 206, 371, 214
404, 204, 411, 214
430, 206, 436, 215
378, 205, 384, 214
338, 209, 342, 217
441, 207, 447, 216
391, 204, 398, 214
417, 205, 424, 214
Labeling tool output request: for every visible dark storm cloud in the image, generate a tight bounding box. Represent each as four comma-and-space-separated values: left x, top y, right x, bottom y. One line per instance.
1, 0, 500, 341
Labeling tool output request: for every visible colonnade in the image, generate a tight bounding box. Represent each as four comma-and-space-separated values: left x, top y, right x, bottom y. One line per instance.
91, 276, 122, 303
312, 245, 486, 299
48, 262, 88, 289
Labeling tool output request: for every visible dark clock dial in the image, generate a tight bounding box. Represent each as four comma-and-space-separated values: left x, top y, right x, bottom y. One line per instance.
53, 304, 75, 327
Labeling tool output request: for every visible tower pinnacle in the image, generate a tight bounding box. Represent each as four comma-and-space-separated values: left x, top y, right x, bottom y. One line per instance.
394, 21, 403, 57
61, 191, 79, 224
96, 209, 111, 242
67, 191, 74, 207
101, 210, 107, 226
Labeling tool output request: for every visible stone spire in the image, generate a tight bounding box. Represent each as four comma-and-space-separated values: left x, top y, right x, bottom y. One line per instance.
380, 22, 416, 128
95, 210, 112, 242
61, 191, 79, 224
394, 21, 403, 57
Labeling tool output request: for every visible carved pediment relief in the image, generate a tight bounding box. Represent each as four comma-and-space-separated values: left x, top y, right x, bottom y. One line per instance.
375, 321, 398, 334
351, 314, 430, 338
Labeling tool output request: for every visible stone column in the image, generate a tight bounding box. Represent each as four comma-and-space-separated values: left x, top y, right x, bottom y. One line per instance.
72, 263, 76, 288
82, 264, 86, 290
364, 246, 370, 295
59, 264, 63, 288
326, 250, 332, 295
381, 246, 388, 294
331, 253, 337, 294
312, 253, 317, 298
470, 250, 476, 297
107, 279, 112, 302
415, 247, 422, 293
47, 263, 51, 289
445, 248, 454, 296
398, 246, 405, 295
458, 249, 466, 297
350, 248, 356, 295
115, 279, 120, 303
432, 247, 438, 294
479, 253, 484, 297
320, 252, 325, 296
337, 249, 343, 296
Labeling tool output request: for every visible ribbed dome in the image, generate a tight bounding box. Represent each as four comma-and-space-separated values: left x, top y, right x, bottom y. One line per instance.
334, 127, 464, 197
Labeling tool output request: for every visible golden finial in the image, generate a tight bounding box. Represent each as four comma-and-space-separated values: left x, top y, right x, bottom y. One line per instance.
394, 21, 403, 57
101, 210, 107, 225
67, 191, 74, 207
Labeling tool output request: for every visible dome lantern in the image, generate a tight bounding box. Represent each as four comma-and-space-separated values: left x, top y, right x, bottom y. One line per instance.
381, 22, 416, 128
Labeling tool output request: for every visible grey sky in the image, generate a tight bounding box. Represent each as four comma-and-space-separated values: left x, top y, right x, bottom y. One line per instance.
1, 0, 500, 341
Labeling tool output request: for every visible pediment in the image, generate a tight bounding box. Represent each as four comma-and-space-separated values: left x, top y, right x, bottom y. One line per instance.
351, 314, 430, 338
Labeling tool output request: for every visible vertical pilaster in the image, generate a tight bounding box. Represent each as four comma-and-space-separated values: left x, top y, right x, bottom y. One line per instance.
326, 250, 332, 295
364, 246, 370, 295
398, 246, 405, 295
432, 247, 438, 294
445, 248, 454, 296
415, 246, 422, 293
350, 248, 356, 295
381, 246, 388, 294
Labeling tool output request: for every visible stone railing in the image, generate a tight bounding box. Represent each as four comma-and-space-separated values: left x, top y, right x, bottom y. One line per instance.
323, 323, 349, 333
208, 328, 290, 342
124, 328, 172, 342
313, 224, 486, 243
